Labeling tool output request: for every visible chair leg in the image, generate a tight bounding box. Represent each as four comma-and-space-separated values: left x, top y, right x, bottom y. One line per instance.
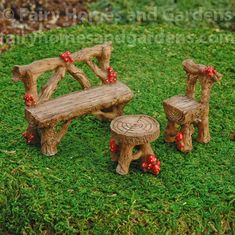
116, 144, 134, 175
165, 120, 178, 143
179, 123, 194, 153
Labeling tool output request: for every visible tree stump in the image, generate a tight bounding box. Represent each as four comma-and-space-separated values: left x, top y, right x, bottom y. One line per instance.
110, 115, 160, 175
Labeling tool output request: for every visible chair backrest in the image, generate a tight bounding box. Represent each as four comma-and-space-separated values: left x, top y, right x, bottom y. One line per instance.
12, 42, 112, 107
182, 59, 222, 104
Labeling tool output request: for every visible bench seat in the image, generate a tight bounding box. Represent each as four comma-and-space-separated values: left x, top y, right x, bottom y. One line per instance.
26, 81, 133, 128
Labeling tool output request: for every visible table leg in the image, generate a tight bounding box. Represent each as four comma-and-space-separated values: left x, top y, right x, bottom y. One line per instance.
140, 143, 155, 161
116, 144, 134, 175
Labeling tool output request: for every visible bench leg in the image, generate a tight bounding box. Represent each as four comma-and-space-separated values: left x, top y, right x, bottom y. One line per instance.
24, 123, 41, 145
40, 127, 58, 156
23, 113, 40, 144
40, 120, 72, 156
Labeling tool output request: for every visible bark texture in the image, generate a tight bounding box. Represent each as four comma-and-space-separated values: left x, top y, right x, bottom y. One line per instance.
13, 42, 133, 156
110, 115, 160, 175
163, 59, 222, 153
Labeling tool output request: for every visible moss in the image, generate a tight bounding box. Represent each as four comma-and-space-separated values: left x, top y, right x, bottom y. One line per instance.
0, 24, 234, 234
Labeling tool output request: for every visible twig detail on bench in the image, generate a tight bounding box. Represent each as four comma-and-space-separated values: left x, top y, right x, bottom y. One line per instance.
13, 42, 133, 156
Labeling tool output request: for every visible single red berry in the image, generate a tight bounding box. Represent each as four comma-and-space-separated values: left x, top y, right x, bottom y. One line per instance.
107, 66, 113, 72
113, 72, 117, 79
147, 155, 157, 164
111, 71, 117, 78
147, 163, 153, 170
108, 73, 114, 78
204, 66, 217, 78
60, 51, 74, 63
27, 133, 34, 143
175, 132, 183, 142
141, 162, 148, 171
24, 94, 35, 106
151, 164, 160, 175
107, 66, 117, 84
22, 132, 34, 143
109, 139, 118, 153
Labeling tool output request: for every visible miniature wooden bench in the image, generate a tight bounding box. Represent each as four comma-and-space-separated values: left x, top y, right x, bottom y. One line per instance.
163, 59, 222, 153
12, 42, 133, 156
110, 115, 160, 175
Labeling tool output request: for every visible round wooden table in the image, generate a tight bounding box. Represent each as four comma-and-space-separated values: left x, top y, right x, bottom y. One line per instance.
110, 115, 160, 175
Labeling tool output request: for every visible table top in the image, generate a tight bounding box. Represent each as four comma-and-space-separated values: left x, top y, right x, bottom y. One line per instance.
110, 115, 160, 143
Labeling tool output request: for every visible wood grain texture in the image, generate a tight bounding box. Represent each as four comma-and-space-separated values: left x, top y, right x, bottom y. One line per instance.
111, 115, 160, 145
67, 64, 91, 89
26, 81, 133, 128
13, 42, 133, 156
38, 66, 66, 104
163, 59, 223, 153
163, 95, 203, 124
110, 115, 160, 175
12, 42, 112, 80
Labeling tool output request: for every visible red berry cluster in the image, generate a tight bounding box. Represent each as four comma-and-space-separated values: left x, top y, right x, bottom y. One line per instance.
175, 132, 184, 150
24, 94, 35, 107
106, 66, 117, 84
141, 154, 161, 175
60, 51, 74, 63
22, 132, 34, 143
109, 139, 119, 153
204, 66, 217, 78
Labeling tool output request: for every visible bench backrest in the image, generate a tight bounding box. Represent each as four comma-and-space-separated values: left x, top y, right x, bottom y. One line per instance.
12, 42, 112, 106
182, 59, 222, 105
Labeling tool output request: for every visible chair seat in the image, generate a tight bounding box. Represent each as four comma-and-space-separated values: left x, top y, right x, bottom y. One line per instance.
163, 95, 203, 124
25, 81, 133, 128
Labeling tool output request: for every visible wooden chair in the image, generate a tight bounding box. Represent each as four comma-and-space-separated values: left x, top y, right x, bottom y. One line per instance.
163, 59, 222, 153
13, 42, 133, 156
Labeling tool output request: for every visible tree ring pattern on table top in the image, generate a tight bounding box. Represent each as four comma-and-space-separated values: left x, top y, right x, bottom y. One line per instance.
111, 115, 160, 139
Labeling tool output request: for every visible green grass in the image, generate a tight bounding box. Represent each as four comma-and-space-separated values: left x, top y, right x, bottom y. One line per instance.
0, 24, 235, 234
89, 0, 235, 30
